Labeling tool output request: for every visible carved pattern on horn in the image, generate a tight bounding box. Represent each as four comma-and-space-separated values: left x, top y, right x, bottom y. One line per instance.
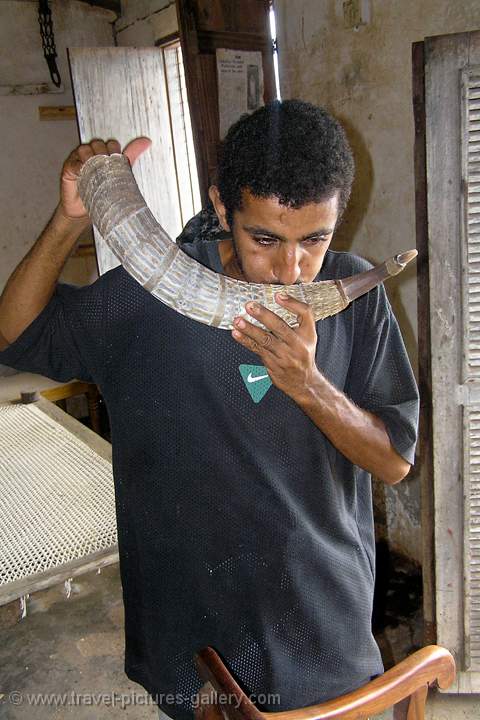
78, 154, 417, 330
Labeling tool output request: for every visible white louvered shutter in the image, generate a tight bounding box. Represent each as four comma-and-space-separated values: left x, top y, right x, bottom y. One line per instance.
462, 68, 480, 673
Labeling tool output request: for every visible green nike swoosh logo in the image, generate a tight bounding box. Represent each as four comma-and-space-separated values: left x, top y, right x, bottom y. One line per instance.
247, 372, 269, 383
239, 364, 272, 403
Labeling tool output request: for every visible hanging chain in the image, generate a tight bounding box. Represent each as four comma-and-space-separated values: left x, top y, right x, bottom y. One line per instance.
38, 0, 61, 88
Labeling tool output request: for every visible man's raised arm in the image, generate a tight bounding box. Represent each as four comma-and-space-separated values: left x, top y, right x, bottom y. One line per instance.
0, 137, 150, 350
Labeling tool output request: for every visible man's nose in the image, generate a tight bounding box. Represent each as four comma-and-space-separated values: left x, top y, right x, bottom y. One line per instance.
274, 245, 302, 285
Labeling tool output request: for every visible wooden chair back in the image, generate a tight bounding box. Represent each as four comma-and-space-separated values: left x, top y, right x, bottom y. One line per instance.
193, 644, 455, 720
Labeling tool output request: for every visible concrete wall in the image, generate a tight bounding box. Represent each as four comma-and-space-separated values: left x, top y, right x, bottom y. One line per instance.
274, 0, 480, 563
275, 0, 480, 362
0, 0, 116, 294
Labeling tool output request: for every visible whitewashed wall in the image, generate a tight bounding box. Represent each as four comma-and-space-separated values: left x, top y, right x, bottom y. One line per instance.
0, 0, 115, 293
275, 0, 480, 369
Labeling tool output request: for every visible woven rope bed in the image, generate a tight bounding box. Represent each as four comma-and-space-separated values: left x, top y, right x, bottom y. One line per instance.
0, 399, 117, 605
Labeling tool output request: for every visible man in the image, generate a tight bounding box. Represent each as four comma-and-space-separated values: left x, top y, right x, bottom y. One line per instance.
0, 100, 418, 719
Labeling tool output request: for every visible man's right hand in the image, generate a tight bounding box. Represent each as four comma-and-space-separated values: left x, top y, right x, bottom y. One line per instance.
59, 137, 152, 221
0, 136, 151, 349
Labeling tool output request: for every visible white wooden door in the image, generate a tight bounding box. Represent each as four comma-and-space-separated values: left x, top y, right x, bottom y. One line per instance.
69, 47, 184, 275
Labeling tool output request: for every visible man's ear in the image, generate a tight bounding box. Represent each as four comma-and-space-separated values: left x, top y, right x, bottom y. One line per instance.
208, 186, 231, 232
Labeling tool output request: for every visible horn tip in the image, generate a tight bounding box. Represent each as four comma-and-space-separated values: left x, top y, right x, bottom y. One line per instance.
397, 249, 418, 265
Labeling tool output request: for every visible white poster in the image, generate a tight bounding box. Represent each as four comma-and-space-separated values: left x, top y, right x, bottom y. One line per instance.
216, 48, 264, 139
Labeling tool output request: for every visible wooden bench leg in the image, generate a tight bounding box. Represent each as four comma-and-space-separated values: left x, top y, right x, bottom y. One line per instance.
86, 385, 101, 435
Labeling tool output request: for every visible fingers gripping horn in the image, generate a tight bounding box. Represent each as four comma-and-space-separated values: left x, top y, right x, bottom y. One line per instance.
78, 154, 417, 329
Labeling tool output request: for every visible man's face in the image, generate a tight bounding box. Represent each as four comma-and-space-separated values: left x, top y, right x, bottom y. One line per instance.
212, 188, 339, 285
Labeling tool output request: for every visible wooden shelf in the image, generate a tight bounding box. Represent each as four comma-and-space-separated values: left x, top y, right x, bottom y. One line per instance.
38, 105, 76, 121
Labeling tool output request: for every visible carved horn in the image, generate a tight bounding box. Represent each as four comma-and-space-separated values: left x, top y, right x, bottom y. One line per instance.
78, 154, 417, 330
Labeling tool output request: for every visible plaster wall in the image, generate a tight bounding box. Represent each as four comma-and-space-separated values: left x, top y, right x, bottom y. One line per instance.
275, 0, 480, 362
0, 0, 115, 295
274, 0, 480, 563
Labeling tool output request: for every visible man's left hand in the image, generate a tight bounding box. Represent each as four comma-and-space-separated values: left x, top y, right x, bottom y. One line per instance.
232, 293, 320, 401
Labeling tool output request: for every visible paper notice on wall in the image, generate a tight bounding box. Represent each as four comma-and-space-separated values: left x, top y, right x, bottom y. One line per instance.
216, 48, 264, 139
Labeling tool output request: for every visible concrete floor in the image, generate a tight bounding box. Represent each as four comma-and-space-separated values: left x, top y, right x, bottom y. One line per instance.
0, 564, 157, 719
1, 563, 480, 719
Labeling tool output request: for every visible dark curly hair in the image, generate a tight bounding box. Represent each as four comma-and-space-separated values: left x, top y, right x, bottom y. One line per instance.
217, 99, 354, 226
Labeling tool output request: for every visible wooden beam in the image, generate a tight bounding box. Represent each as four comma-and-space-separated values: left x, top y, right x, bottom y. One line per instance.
0, 548, 119, 607
412, 40, 436, 646
40, 380, 94, 404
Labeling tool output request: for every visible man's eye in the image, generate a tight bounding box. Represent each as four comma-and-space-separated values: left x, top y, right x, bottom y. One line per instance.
254, 236, 276, 246
252, 235, 327, 246
303, 236, 326, 245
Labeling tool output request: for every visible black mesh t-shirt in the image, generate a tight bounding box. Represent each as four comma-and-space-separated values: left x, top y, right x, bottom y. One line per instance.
0, 245, 419, 719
